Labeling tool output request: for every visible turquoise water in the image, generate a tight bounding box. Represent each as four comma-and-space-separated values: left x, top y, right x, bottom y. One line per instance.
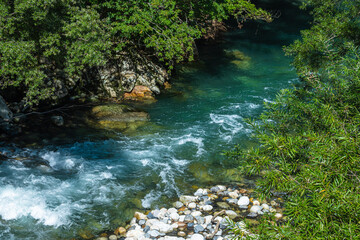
0, 2, 308, 239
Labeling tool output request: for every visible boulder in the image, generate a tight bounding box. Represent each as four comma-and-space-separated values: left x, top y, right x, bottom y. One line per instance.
99, 54, 168, 100
88, 104, 149, 131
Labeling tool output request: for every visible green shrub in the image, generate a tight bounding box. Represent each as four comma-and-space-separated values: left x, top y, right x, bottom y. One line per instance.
227, 0, 360, 239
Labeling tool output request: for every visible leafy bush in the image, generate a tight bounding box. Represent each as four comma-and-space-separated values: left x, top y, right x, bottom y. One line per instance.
227, 0, 360, 239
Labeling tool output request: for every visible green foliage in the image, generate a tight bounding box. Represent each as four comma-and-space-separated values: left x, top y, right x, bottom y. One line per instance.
0, 0, 111, 105
0, 0, 270, 106
96, 0, 271, 68
227, 0, 360, 239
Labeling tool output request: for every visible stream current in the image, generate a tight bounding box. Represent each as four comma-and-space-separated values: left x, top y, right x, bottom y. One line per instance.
0, 1, 308, 239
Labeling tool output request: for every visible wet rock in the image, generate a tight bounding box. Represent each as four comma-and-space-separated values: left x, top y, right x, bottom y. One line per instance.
89, 104, 149, 131
50, 115, 64, 126
237, 196, 250, 206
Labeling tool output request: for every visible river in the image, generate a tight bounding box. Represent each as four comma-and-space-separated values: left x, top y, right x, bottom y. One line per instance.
0, 1, 308, 239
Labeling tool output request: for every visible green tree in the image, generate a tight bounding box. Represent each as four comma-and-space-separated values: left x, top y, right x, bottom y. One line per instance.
0, 0, 111, 106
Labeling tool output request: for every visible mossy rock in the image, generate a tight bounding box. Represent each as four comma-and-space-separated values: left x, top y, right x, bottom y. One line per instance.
87, 104, 150, 132
91, 104, 134, 119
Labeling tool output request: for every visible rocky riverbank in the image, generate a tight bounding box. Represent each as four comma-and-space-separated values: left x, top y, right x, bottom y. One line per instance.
92, 185, 284, 240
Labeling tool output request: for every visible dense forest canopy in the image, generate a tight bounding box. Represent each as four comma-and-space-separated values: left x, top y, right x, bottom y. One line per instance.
228, 0, 360, 238
0, 0, 270, 106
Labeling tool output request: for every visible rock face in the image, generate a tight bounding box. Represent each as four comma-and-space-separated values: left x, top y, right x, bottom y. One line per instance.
99, 54, 168, 100
0, 95, 13, 121
123, 85, 156, 102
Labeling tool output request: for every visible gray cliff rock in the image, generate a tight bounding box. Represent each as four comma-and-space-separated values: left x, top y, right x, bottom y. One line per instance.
99, 54, 168, 98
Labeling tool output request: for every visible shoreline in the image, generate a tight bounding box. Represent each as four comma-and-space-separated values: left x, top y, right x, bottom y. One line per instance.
91, 184, 284, 240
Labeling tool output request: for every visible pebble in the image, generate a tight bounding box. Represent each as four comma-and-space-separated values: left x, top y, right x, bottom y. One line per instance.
261, 203, 270, 210
238, 196, 250, 206
109, 235, 117, 240
202, 205, 213, 211
174, 201, 184, 208
194, 224, 205, 233
194, 188, 205, 196
96, 237, 107, 240
188, 202, 197, 209
95, 184, 284, 240
184, 214, 194, 222
191, 233, 205, 240
247, 212, 258, 218
275, 213, 283, 220
210, 186, 220, 193
191, 211, 202, 217
180, 195, 197, 204
250, 205, 262, 214
228, 192, 239, 199
216, 202, 230, 209
225, 210, 238, 219
148, 229, 161, 238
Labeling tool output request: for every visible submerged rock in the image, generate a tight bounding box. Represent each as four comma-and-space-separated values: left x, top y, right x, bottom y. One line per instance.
87, 104, 149, 131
